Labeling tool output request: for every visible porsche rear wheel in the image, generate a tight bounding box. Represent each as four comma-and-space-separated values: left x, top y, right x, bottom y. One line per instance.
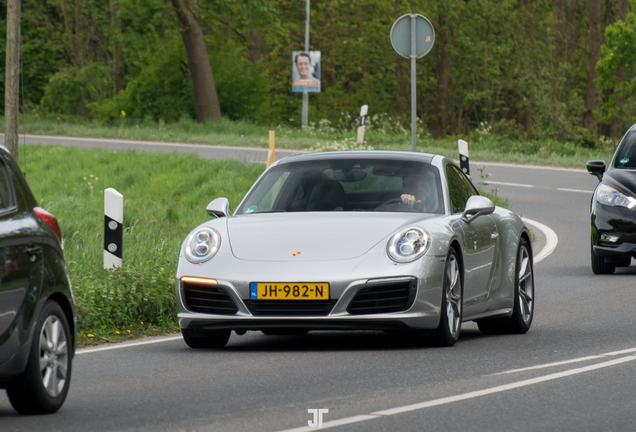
429, 248, 462, 347
478, 238, 534, 334
181, 329, 230, 348
590, 242, 615, 274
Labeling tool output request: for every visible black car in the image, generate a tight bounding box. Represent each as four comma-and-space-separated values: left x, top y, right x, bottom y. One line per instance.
0, 144, 76, 413
587, 124, 636, 274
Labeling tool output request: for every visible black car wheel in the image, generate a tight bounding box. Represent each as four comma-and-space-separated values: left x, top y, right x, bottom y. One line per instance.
590, 241, 616, 274
182, 328, 231, 348
427, 248, 462, 347
6, 300, 72, 414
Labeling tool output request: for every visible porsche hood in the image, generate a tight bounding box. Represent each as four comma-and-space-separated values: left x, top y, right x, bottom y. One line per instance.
226, 212, 430, 262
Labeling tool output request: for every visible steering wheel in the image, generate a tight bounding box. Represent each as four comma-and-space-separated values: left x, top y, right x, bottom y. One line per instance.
378, 197, 423, 212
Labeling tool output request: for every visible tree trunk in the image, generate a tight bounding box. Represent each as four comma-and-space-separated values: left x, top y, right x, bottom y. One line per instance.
110, 0, 124, 93
584, 0, 601, 135
170, 0, 221, 123
5, 0, 21, 162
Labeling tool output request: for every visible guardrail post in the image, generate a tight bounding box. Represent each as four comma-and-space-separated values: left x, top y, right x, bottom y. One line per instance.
356, 105, 368, 144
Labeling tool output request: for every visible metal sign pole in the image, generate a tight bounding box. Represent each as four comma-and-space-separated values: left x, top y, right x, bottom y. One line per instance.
301, 0, 310, 130
410, 13, 417, 152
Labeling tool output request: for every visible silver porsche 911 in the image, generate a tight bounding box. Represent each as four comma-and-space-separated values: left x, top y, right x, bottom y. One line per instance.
175, 151, 534, 348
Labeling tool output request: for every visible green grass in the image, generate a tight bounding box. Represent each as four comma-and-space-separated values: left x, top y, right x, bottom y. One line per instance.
25, 145, 265, 345
4, 113, 618, 169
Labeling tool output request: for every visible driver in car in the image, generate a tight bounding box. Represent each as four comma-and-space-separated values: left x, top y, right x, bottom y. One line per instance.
401, 175, 431, 209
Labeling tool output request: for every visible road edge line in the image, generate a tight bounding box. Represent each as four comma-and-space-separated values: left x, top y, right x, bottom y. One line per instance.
521, 217, 558, 264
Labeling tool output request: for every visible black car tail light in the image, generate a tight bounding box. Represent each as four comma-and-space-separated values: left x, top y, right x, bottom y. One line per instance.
34, 206, 62, 242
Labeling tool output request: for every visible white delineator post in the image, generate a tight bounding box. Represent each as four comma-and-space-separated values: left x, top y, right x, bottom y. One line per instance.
356, 105, 369, 144
104, 188, 123, 269
458, 139, 470, 175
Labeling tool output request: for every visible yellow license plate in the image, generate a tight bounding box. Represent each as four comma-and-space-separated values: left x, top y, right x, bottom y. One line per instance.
249, 282, 330, 300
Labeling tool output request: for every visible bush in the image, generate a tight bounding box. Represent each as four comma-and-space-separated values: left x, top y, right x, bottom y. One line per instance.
41, 68, 84, 116
73, 265, 178, 336
89, 35, 195, 122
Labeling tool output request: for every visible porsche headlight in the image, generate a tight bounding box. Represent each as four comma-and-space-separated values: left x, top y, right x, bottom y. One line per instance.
596, 184, 636, 209
387, 227, 430, 263
185, 228, 221, 263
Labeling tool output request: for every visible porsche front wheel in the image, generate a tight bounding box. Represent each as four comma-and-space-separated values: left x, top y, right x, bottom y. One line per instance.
429, 248, 463, 347
182, 329, 231, 348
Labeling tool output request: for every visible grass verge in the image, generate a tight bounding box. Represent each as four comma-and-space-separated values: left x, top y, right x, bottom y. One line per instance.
25, 145, 265, 346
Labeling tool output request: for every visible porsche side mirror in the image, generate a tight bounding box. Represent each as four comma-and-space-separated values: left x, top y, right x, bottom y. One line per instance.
207, 197, 230, 218
586, 160, 606, 181
462, 195, 495, 224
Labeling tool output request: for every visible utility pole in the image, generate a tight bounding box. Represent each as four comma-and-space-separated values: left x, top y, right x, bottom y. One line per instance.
4, 0, 21, 162
301, 0, 310, 130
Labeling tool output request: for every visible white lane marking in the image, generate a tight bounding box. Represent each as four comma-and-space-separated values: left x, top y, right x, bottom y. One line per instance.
278, 355, 636, 431
520, 217, 558, 264
492, 356, 605, 375
281, 415, 380, 432
474, 161, 587, 173
76, 336, 182, 354
602, 347, 636, 356
557, 187, 594, 194
486, 181, 534, 188
493, 346, 636, 376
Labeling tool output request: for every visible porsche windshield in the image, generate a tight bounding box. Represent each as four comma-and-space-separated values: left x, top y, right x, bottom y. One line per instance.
236, 158, 444, 214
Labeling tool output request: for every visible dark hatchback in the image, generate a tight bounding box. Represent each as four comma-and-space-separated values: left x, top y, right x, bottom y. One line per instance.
0, 144, 76, 413
587, 124, 636, 274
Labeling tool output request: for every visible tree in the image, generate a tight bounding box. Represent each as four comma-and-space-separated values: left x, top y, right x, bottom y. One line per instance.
170, 0, 220, 122
584, 0, 602, 134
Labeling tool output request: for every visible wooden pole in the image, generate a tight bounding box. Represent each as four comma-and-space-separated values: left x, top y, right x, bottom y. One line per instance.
4, 0, 21, 162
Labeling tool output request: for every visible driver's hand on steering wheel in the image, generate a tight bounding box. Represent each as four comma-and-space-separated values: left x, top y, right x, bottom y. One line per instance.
401, 194, 421, 207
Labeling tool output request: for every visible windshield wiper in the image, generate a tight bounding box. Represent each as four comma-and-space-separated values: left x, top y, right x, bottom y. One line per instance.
251, 210, 287, 214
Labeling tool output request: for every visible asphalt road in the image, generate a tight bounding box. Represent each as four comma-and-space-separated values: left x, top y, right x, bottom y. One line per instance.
2, 137, 636, 431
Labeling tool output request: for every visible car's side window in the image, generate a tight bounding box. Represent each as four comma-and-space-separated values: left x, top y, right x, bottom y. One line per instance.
446, 165, 477, 214
0, 160, 15, 211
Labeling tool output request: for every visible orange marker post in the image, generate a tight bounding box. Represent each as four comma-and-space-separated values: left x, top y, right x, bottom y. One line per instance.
267, 131, 276, 167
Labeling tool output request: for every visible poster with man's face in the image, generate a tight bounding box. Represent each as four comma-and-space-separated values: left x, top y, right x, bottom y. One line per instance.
292, 51, 321, 93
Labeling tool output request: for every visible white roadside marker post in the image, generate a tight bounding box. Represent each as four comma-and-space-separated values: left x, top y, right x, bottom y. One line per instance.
458, 139, 470, 176
104, 188, 123, 269
356, 104, 369, 144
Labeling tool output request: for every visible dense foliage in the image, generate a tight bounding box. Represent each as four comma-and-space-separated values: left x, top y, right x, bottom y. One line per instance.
1, 0, 635, 142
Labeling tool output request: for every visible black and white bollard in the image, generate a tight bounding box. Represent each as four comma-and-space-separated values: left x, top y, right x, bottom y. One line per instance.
356, 105, 369, 144
458, 139, 470, 175
104, 188, 123, 269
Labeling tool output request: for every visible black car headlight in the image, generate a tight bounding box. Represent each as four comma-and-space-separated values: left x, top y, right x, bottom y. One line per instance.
184, 228, 221, 263
596, 184, 636, 209
387, 227, 430, 263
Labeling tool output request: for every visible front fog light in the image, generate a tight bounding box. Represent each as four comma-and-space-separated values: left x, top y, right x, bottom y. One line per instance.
185, 228, 221, 263
600, 233, 620, 243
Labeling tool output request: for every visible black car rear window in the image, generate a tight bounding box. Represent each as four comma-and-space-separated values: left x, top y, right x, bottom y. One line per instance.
614, 132, 636, 169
